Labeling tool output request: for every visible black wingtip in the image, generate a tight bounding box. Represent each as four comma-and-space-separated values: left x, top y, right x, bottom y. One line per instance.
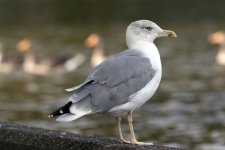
49, 101, 73, 118
48, 109, 61, 118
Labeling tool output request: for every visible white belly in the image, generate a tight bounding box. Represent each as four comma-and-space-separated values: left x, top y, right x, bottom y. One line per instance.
108, 71, 161, 116
128, 72, 161, 109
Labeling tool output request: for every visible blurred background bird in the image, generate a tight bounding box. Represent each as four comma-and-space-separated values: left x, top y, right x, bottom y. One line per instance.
17, 38, 52, 76
84, 33, 107, 67
208, 31, 225, 66
0, 41, 15, 73
50, 51, 86, 75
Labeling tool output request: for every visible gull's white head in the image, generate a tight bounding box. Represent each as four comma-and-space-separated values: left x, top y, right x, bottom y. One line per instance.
126, 20, 177, 48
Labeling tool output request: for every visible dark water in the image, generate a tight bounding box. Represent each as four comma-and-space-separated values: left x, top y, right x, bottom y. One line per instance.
1, 1, 225, 150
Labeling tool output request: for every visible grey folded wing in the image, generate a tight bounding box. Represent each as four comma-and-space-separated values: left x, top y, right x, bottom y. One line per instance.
67, 50, 156, 112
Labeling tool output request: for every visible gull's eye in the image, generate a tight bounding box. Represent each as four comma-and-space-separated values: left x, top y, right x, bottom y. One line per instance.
143, 26, 152, 31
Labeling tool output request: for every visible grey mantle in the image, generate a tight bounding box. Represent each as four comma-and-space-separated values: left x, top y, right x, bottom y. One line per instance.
0, 121, 184, 150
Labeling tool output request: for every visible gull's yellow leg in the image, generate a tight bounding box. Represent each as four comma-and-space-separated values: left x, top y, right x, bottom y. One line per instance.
116, 117, 130, 143
127, 112, 154, 145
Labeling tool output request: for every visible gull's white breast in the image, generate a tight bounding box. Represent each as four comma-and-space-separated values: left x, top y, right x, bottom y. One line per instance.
109, 42, 162, 116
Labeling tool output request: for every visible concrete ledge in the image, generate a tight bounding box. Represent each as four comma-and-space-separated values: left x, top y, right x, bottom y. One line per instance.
0, 121, 183, 150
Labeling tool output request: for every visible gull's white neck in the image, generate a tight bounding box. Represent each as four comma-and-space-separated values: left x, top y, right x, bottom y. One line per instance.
127, 40, 162, 73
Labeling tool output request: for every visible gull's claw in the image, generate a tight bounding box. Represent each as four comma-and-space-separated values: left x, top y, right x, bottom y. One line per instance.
131, 139, 155, 145
121, 139, 131, 144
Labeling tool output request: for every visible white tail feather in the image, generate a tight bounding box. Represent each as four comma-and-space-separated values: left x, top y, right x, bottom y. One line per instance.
65, 80, 92, 92
65, 87, 78, 92
56, 96, 93, 122
56, 113, 86, 122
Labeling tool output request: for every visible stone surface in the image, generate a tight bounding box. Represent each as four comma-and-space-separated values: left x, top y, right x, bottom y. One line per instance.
0, 121, 184, 150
